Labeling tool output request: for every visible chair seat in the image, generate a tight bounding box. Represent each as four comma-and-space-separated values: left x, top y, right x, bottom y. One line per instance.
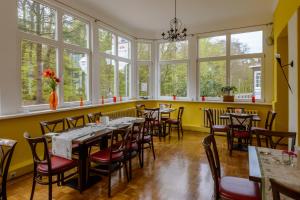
166, 119, 179, 124
212, 125, 228, 132
37, 156, 77, 174
219, 176, 261, 200
127, 142, 139, 151
251, 127, 267, 132
233, 130, 250, 138
90, 148, 124, 163
139, 135, 151, 143
152, 120, 162, 126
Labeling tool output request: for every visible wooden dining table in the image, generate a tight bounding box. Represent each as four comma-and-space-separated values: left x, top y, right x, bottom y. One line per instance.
248, 146, 300, 200
220, 113, 261, 121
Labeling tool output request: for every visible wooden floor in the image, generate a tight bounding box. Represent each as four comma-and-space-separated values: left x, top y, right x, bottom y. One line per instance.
7, 131, 250, 200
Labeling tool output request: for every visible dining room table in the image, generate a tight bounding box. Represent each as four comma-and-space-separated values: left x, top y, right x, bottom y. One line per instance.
219, 113, 261, 121
46, 117, 145, 192
248, 146, 300, 200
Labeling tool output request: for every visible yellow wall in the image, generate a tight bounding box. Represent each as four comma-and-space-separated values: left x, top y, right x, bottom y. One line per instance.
0, 100, 271, 178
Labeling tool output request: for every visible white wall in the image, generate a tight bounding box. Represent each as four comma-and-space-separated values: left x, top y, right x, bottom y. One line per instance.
288, 11, 299, 141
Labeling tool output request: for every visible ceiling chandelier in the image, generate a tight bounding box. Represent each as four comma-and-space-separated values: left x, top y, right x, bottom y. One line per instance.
161, 0, 187, 42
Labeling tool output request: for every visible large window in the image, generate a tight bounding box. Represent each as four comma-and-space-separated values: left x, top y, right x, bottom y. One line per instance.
198, 30, 263, 100
98, 28, 131, 98
159, 41, 188, 97
137, 42, 152, 97
18, 0, 90, 107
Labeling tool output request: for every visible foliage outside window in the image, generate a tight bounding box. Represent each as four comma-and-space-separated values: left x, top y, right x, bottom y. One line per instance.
159, 41, 188, 97
137, 42, 151, 97
98, 28, 131, 98
198, 30, 263, 100
18, 0, 90, 107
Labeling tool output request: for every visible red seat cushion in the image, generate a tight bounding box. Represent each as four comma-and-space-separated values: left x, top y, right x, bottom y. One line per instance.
212, 125, 228, 132
127, 142, 139, 151
139, 135, 151, 143
37, 156, 77, 174
166, 119, 179, 124
90, 148, 124, 163
233, 130, 250, 138
219, 176, 261, 200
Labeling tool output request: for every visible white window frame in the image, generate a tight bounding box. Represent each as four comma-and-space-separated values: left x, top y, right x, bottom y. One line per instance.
157, 40, 190, 100
197, 27, 265, 102
18, 0, 92, 111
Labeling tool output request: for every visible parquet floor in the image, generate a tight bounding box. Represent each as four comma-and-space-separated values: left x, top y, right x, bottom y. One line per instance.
7, 131, 250, 200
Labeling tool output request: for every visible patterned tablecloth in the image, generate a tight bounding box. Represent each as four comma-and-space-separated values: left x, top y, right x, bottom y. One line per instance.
256, 147, 300, 200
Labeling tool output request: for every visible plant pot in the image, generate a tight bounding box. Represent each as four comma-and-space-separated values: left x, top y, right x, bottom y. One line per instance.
223, 95, 234, 102
49, 90, 58, 110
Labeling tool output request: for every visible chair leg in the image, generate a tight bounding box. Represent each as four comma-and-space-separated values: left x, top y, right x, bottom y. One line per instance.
180, 123, 184, 137
129, 155, 132, 180
30, 174, 36, 200
150, 138, 156, 160
124, 161, 129, 182
108, 170, 111, 197
48, 176, 52, 200
138, 148, 142, 168
168, 124, 171, 139
177, 124, 180, 140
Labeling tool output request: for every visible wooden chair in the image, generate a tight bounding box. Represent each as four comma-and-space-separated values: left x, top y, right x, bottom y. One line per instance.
24, 133, 77, 200
254, 130, 296, 151
0, 139, 17, 200
226, 107, 245, 113
40, 118, 66, 135
229, 114, 253, 156
136, 104, 145, 117
138, 110, 156, 167
66, 115, 85, 129
202, 134, 261, 200
144, 108, 163, 138
89, 129, 129, 197
270, 178, 300, 200
87, 112, 102, 123
166, 107, 184, 140
159, 103, 172, 121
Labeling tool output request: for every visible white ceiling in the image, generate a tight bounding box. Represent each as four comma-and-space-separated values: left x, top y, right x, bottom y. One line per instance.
70, 0, 277, 39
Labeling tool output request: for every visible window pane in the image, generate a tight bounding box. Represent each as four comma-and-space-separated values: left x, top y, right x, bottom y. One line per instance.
17, 0, 56, 39
63, 50, 88, 102
137, 43, 151, 60
99, 58, 115, 98
63, 14, 88, 48
98, 29, 116, 55
231, 31, 263, 55
139, 64, 150, 96
230, 58, 262, 99
160, 63, 187, 97
119, 62, 130, 97
199, 61, 226, 97
198, 36, 226, 58
118, 37, 130, 59
21, 40, 56, 105
159, 41, 188, 61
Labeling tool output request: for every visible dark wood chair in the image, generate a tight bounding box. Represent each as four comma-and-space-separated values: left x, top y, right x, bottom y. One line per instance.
270, 178, 300, 200
229, 114, 253, 156
66, 115, 85, 129
166, 107, 184, 140
226, 107, 245, 113
89, 129, 129, 197
40, 118, 66, 135
136, 104, 145, 118
87, 112, 102, 123
254, 130, 296, 151
138, 110, 156, 167
24, 132, 77, 200
144, 108, 163, 138
202, 134, 261, 200
0, 139, 17, 200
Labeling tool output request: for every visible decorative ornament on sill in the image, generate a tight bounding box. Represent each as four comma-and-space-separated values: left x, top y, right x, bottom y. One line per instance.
161, 0, 187, 42
43, 68, 60, 110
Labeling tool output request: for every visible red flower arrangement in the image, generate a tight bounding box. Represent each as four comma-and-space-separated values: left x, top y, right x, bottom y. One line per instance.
43, 68, 60, 91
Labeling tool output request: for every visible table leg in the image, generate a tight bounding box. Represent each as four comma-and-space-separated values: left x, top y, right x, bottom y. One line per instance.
78, 143, 88, 192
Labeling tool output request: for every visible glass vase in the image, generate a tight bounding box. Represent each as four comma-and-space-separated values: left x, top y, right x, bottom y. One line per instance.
49, 90, 58, 110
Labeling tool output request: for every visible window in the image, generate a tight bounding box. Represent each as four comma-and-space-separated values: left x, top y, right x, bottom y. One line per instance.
159, 41, 188, 97
137, 42, 152, 97
198, 30, 264, 100
98, 28, 131, 98
18, 0, 90, 108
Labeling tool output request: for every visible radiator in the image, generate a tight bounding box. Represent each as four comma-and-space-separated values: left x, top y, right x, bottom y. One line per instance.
102, 107, 136, 119
203, 108, 258, 127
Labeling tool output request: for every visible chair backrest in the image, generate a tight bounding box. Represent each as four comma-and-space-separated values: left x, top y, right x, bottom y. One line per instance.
254, 130, 296, 151
177, 107, 184, 121
202, 134, 221, 198
24, 132, 51, 172
0, 139, 17, 197
40, 118, 66, 135
136, 104, 145, 117
229, 114, 253, 132
109, 128, 130, 161
206, 109, 215, 127
270, 178, 300, 200
66, 115, 85, 129
226, 107, 245, 113
145, 108, 160, 121
265, 111, 277, 130
160, 104, 172, 118
87, 112, 102, 123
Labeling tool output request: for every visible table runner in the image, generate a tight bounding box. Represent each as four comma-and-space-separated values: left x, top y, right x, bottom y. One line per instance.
256, 147, 300, 200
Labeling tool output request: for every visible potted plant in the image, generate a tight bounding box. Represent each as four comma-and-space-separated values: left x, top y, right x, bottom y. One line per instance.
221, 86, 237, 102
